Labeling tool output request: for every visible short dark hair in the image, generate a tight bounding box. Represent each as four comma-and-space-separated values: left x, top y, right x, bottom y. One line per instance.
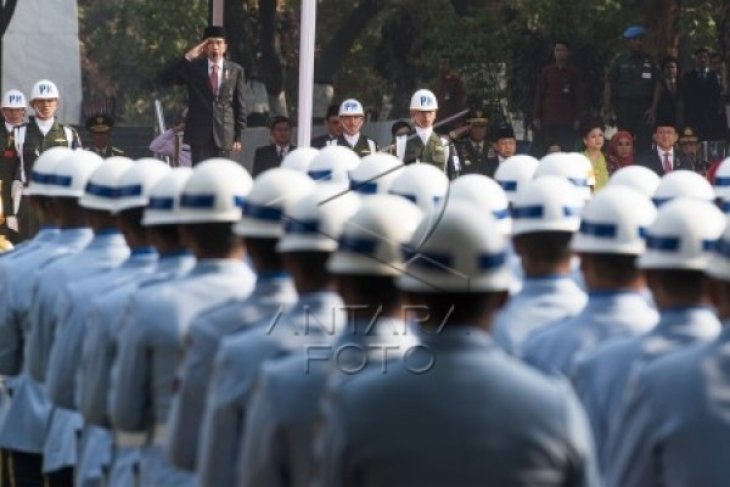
695, 47, 710, 56
245, 237, 282, 271
117, 207, 146, 238
325, 104, 339, 120
183, 222, 240, 255
554, 39, 571, 50
580, 119, 604, 138
270, 115, 291, 130
646, 269, 706, 301
661, 56, 678, 70
513, 232, 573, 265
147, 224, 181, 247
581, 253, 640, 286
337, 275, 401, 310
405, 291, 503, 328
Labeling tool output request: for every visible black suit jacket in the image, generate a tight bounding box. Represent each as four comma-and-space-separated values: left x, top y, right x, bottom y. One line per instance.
455, 139, 498, 177
252, 144, 295, 178
636, 148, 694, 176
311, 134, 336, 149
162, 57, 247, 150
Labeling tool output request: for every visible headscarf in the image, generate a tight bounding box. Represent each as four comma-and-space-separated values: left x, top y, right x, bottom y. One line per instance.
607, 130, 635, 174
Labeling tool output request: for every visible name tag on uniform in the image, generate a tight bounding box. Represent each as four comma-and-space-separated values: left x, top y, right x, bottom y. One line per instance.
642, 72, 652, 79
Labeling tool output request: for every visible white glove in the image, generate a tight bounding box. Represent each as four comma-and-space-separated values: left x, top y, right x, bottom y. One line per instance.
6, 216, 18, 233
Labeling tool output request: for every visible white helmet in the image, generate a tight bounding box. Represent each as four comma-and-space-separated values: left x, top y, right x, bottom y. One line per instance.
30, 79, 60, 101
48, 150, 105, 198
233, 168, 316, 238
410, 89, 438, 111
328, 194, 422, 276
349, 153, 403, 195
143, 168, 194, 226
608, 165, 661, 199
398, 201, 512, 293
24, 147, 73, 196
707, 216, 730, 282
494, 155, 539, 203
511, 175, 583, 235
449, 174, 511, 236
638, 198, 725, 270
115, 159, 171, 212
339, 98, 365, 117
536, 152, 592, 201
2, 89, 26, 109
79, 157, 136, 211
281, 147, 319, 173
712, 157, 730, 204
388, 163, 448, 213
176, 158, 254, 223
277, 185, 361, 253
652, 170, 715, 206
572, 186, 657, 255
307, 145, 359, 187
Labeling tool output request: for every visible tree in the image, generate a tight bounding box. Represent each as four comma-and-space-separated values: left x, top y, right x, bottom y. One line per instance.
0, 0, 19, 92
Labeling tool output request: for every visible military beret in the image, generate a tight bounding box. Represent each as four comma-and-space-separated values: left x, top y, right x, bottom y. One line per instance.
623, 25, 646, 39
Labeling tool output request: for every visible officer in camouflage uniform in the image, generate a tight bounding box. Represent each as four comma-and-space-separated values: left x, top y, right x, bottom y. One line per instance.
335, 98, 378, 157
602, 26, 660, 154
455, 108, 499, 177
0, 90, 26, 243
13, 80, 81, 241
85, 113, 124, 158
400, 88, 460, 179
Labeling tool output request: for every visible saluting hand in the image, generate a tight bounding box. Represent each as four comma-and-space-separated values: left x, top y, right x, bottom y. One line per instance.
185, 40, 208, 61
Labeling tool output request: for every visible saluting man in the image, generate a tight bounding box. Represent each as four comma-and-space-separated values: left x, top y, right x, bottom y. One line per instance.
162, 25, 247, 165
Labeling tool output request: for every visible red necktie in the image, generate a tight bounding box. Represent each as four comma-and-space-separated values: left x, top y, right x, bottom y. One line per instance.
209, 64, 219, 95
663, 152, 672, 173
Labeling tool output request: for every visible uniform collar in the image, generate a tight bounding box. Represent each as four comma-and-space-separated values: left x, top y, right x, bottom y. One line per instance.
521, 274, 577, 293
55, 227, 93, 245
654, 306, 720, 336
335, 316, 414, 347
189, 258, 248, 276
418, 325, 495, 350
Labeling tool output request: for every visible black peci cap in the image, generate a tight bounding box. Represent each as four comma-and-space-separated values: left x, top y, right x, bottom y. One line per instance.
204, 25, 226, 40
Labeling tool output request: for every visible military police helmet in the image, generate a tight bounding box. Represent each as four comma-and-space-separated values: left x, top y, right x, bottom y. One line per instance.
142, 168, 194, 226
398, 200, 513, 293
494, 155, 539, 203
511, 176, 583, 235
450, 174, 512, 236
2, 89, 26, 109
536, 152, 592, 202
307, 145, 360, 189
638, 198, 725, 271
608, 165, 661, 199
30, 79, 60, 101
233, 168, 316, 238
281, 147, 319, 173
176, 158, 254, 223
328, 194, 422, 276
410, 89, 439, 111
79, 157, 135, 211
115, 159, 171, 212
349, 153, 403, 196
339, 99, 365, 117
24, 147, 73, 197
714, 157, 730, 205
652, 170, 714, 207
48, 150, 104, 198
388, 163, 448, 214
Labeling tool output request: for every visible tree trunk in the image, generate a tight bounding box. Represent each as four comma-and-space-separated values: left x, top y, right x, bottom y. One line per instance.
643, 0, 680, 59
313, 0, 384, 117
0, 0, 20, 93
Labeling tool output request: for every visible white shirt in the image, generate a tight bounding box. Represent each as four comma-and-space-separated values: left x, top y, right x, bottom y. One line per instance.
208, 59, 224, 92
35, 117, 54, 136
276, 145, 290, 158
4, 122, 16, 134
343, 133, 360, 148
415, 126, 433, 146
657, 147, 674, 172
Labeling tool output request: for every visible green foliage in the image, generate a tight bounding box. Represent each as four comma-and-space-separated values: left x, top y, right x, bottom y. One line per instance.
78, 0, 207, 124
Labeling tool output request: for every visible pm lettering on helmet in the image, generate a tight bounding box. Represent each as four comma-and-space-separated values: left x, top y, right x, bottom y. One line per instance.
344, 101, 358, 112
420, 96, 432, 107
40, 84, 52, 94
9, 95, 21, 104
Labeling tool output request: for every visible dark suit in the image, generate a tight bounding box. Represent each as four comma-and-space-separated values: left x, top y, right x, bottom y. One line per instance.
162, 57, 247, 165
636, 148, 694, 176
681, 69, 724, 140
252, 144, 295, 177
455, 139, 498, 177
311, 134, 336, 149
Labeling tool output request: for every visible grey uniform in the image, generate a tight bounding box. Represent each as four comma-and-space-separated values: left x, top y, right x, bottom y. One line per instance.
110, 259, 254, 486
573, 306, 720, 476
492, 275, 587, 355
523, 291, 658, 377
101, 251, 195, 487
166, 272, 297, 472
607, 324, 730, 487
0, 228, 93, 455
240, 317, 419, 487
197, 291, 344, 487
45, 247, 158, 487
315, 327, 599, 486
27, 229, 129, 473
